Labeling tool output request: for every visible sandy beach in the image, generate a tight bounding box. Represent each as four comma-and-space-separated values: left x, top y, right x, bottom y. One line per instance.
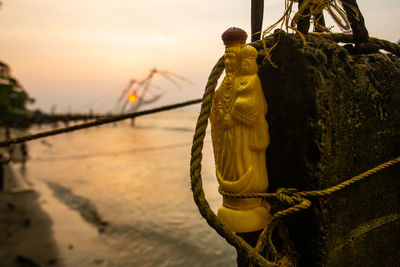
0, 127, 61, 267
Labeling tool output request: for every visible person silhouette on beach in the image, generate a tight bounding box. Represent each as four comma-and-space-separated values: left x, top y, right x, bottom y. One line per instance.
20, 143, 28, 169
0, 152, 12, 192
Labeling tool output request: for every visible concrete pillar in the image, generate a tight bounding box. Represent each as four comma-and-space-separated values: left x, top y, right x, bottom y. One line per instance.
258, 32, 400, 266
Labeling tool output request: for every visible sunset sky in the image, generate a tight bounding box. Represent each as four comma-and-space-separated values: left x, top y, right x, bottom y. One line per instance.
1, 0, 399, 113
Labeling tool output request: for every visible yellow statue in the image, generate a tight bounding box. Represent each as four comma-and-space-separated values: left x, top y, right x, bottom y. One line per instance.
210, 27, 271, 233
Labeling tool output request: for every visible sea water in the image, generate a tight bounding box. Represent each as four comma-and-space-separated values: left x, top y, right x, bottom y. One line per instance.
22, 109, 236, 267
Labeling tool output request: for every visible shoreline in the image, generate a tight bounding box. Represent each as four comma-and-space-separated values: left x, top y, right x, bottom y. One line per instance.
1, 127, 113, 266
1, 126, 62, 266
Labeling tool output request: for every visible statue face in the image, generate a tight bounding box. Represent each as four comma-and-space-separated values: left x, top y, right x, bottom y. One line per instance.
224, 52, 240, 74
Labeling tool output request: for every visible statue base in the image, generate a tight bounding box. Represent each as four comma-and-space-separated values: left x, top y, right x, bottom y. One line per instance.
217, 202, 271, 233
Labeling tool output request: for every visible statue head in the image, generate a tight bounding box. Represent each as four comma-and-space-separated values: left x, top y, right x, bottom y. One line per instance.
222, 27, 247, 74
240, 45, 258, 75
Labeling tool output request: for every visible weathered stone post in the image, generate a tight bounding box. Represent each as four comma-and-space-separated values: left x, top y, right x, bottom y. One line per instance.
258, 32, 400, 266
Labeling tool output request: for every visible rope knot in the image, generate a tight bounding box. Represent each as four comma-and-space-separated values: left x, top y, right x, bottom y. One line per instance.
275, 188, 299, 205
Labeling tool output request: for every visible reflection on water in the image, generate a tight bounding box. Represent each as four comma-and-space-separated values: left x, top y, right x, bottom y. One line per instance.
25, 109, 236, 267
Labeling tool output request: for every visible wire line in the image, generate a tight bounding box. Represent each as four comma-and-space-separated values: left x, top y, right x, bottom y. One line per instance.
0, 98, 202, 147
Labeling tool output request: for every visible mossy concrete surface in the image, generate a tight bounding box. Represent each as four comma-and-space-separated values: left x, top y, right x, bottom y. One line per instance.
259, 32, 400, 266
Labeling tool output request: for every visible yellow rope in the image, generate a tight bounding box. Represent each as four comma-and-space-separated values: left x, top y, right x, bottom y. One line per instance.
219, 156, 400, 199
259, 0, 349, 66
298, 156, 400, 197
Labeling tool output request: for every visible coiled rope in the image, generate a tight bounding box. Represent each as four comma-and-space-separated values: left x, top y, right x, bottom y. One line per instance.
190, 33, 400, 266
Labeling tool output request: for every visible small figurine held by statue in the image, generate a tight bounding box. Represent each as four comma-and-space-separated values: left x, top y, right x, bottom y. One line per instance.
210, 27, 271, 234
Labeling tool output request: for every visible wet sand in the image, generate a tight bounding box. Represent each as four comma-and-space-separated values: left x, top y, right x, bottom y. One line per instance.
0, 127, 122, 267
0, 188, 62, 267
0, 162, 114, 267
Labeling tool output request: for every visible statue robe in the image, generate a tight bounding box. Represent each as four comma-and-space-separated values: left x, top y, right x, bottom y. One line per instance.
210, 73, 270, 201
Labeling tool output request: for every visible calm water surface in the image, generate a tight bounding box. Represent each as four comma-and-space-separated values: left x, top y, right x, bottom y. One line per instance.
24, 109, 236, 267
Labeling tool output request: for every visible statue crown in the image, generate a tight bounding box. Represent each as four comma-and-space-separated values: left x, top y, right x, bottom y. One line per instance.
222, 27, 247, 46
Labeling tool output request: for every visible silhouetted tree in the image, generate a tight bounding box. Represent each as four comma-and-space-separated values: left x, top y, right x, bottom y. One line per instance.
0, 61, 34, 120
